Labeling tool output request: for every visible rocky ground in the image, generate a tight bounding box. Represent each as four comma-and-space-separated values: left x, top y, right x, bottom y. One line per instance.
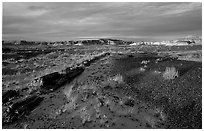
2, 45, 202, 129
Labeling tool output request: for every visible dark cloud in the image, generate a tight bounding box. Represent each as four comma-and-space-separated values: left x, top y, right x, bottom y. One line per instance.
3, 2, 202, 41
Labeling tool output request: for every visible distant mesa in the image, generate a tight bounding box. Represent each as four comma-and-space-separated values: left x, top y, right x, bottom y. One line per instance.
2, 39, 130, 46
2, 35, 201, 46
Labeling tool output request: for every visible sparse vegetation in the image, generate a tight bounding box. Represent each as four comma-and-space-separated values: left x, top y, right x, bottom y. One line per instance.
2, 43, 202, 129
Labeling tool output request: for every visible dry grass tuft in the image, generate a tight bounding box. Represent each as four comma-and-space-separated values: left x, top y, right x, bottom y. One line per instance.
162, 67, 179, 80
110, 74, 124, 84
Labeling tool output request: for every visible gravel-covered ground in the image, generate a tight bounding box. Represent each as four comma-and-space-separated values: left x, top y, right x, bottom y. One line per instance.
2, 45, 202, 129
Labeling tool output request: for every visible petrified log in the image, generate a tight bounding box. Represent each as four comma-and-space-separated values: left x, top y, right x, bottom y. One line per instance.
83, 53, 110, 67
3, 90, 20, 104
3, 95, 44, 124
39, 72, 64, 93
28, 53, 109, 94
40, 66, 85, 94
65, 66, 85, 79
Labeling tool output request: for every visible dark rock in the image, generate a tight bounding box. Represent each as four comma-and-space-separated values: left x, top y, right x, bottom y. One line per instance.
128, 54, 134, 57
112, 95, 120, 103
104, 85, 112, 90
3, 95, 44, 124
3, 90, 20, 104
98, 97, 105, 107
124, 99, 135, 107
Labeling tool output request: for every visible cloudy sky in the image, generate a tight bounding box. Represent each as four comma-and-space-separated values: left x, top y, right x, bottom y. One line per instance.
3, 2, 202, 42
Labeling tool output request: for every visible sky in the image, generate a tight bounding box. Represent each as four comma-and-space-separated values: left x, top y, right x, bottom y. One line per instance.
3, 2, 202, 42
